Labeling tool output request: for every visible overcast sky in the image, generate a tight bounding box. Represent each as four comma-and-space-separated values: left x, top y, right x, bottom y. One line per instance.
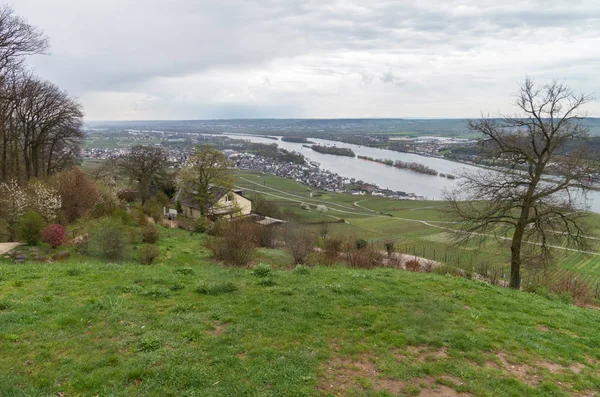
11, 0, 600, 120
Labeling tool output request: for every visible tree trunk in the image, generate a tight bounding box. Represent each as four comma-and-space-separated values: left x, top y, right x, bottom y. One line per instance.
509, 225, 524, 289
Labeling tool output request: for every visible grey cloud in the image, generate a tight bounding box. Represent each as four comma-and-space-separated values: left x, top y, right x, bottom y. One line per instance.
12, 0, 600, 119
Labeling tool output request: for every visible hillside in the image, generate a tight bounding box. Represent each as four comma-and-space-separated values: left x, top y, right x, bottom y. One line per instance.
0, 227, 599, 396
235, 171, 600, 292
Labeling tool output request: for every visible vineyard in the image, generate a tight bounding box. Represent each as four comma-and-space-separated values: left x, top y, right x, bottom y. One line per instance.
235, 170, 600, 295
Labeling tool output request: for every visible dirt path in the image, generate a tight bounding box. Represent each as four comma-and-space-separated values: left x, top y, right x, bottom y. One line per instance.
0, 243, 22, 255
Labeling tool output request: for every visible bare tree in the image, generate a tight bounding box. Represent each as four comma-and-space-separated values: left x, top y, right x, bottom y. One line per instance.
119, 145, 168, 205
0, 5, 48, 71
445, 79, 595, 289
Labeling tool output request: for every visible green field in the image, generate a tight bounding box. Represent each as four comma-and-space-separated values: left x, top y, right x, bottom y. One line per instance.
235, 171, 600, 288
1, 227, 600, 396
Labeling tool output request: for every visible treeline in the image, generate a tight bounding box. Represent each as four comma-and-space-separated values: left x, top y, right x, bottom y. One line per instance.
310, 145, 355, 157
0, 6, 83, 183
281, 136, 312, 143
221, 140, 305, 164
357, 155, 441, 176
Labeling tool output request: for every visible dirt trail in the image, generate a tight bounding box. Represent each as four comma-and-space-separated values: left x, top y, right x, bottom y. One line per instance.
0, 243, 22, 255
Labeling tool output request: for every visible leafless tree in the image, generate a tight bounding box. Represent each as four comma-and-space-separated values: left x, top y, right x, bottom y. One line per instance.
445, 79, 595, 289
119, 145, 168, 205
0, 5, 48, 71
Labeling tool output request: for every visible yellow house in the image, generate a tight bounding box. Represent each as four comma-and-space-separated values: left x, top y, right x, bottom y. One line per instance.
179, 187, 252, 220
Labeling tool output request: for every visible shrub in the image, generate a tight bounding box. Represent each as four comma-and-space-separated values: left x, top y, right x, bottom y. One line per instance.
300, 202, 310, 211
139, 244, 161, 265
222, 221, 256, 266
251, 224, 275, 248
112, 208, 133, 225
141, 224, 160, 243
346, 246, 384, 269
41, 223, 65, 248
251, 263, 271, 278
286, 227, 315, 265
206, 219, 226, 237
52, 167, 100, 222
193, 216, 209, 233
87, 218, 127, 261
16, 211, 45, 245
405, 259, 421, 272
316, 205, 328, 214
546, 273, 594, 304
384, 240, 395, 257
206, 221, 256, 266
323, 236, 344, 265
355, 238, 368, 250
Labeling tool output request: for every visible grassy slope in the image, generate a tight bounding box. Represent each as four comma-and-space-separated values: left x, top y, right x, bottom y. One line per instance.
1, 228, 600, 396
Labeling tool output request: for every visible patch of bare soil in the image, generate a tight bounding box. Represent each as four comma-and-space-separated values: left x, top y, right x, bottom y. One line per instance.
318, 353, 470, 396
403, 345, 448, 362
536, 324, 549, 332
494, 352, 541, 385
569, 363, 585, 375
208, 322, 227, 336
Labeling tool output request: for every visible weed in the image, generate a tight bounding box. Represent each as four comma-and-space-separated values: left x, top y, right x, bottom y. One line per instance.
142, 287, 170, 299
196, 282, 238, 295
66, 268, 82, 276
174, 267, 194, 276
251, 263, 271, 278
138, 335, 162, 352
258, 278, 276, 287
294, 265, 310, 275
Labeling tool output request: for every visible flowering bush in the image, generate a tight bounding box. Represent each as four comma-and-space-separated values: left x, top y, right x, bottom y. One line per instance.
0, 180, 27, 240
41, 224, 65, 248
28, 181, 61, 222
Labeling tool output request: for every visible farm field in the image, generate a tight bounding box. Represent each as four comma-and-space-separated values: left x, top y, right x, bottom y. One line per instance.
235, 171, 600, 288
1, 227, 600, 396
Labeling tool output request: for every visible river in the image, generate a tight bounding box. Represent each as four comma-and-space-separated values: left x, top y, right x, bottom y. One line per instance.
222, 134, 600, 212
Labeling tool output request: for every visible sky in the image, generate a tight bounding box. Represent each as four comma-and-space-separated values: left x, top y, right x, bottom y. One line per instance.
11, 0, 600, 121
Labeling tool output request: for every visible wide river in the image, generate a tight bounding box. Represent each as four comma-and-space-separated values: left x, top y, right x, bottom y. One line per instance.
223, 134, 600, 212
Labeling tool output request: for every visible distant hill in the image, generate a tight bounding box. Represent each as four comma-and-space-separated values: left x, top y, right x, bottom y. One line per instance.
86, 118, 600, 137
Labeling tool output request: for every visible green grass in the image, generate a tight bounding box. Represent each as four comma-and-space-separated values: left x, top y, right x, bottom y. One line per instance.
0, 227, 599, 396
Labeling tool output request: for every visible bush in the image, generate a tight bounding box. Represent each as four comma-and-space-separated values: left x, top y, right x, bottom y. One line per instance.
300, 202, 310, 211
87, 218, 127, 261
206, 221, 256, 267
52, 167, 100, 222
405, 259, 421, 272
193, 216, 209, 233
384, 240, 395, 257
206, 219, 226, 237
346, 246, 384, 269
139, 244, 161, 265
322, 236, 344, 265
16, 211, 45, 245
251, 263, 271, 278
141, 224, 160, 243
41, 224, 65, 248
251, 224, 275, 248
355, 238, 368, 250
286, 227, 315, 265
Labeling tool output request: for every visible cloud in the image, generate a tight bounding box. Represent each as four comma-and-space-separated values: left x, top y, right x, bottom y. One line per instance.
12, 0, 600, 120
